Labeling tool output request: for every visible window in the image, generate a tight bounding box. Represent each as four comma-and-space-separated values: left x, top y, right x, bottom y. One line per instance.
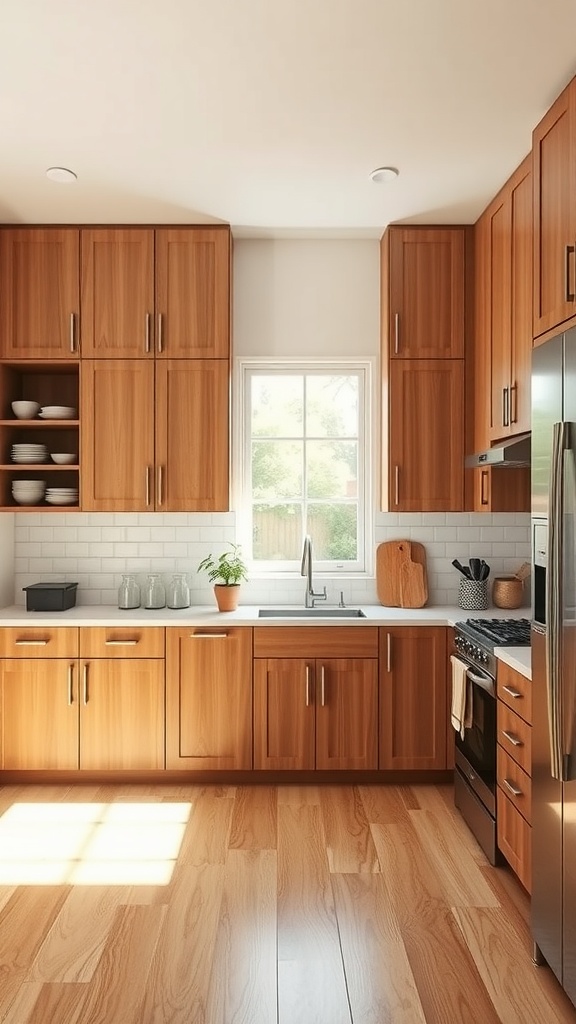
238, 362, 371, 572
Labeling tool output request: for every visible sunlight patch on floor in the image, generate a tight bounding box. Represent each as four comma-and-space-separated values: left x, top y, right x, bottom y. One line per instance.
0, 802, 192, 886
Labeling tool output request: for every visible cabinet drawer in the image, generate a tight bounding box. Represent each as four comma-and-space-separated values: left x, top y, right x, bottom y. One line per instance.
497, 702, 531, 774
80, 626, 165, 659
497, 662, 531, 724
0, 627, 79, 658
253, 626, 379, 659
497, 787, 531, 893
497, 745, 531, 824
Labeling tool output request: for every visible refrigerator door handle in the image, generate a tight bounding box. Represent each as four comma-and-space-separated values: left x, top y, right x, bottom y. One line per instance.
547, 421, 566, 780
561, 427, 576, 779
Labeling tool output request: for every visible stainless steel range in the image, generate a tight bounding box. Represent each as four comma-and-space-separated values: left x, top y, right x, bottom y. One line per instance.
452, 617, 531, 863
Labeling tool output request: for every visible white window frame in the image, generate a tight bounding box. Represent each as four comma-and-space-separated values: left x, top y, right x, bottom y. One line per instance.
234, 358, 374, 576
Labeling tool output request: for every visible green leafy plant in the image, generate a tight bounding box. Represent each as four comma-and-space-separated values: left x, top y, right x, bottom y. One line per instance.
197, 544, 248, 586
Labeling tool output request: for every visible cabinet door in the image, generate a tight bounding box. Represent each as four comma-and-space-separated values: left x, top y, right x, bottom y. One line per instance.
379, 627, 447, 770
80, 229, 154, 357
388, 359, 464, 511
81, 359, 155, 511
166, 627, 252, 770
0, 228, 80, 358
386, 227, 464, 358
473, 466, 530, 513
0, 659, 79, 769
489, 196, 511, 440
253, 659, 315, 770
155, 359, 229, 511
315, 659, 378, 770
80, 660, 165, 770
533, 79, 576, 337
155, 228, 230, 358
509, 160, 532, 435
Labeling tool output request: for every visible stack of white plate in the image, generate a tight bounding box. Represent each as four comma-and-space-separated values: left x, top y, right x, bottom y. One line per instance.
12, 480, 46, 505
11, 443, 48, 464
39, 406, 77, 420
45, 487, 79, 506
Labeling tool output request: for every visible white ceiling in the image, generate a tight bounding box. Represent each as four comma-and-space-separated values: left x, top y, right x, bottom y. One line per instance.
2, 0, 576, 237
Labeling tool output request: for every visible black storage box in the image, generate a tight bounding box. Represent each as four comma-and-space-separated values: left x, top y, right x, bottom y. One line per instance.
23, 582, 78, 612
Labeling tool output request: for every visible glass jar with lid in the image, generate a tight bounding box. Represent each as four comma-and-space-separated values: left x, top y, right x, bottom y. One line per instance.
167, 573, 190, 609
144, 573, 166, 609
117, 574, 140, 610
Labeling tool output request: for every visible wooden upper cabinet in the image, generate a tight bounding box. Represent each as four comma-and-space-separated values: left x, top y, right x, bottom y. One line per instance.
379, 626, 447, 770
383, 227, 465, 358
80, 229, 155, 357
0, 228, 80, 358
166, 627, 253, 771
155, 228, 230, 358
388, 359, 464, 511
155, 359, 229, 512
81, 359, 155, 511
533, 76, 576, 337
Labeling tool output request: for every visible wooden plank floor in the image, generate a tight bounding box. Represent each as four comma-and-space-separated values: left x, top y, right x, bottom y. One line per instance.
0, 781, 575, 1024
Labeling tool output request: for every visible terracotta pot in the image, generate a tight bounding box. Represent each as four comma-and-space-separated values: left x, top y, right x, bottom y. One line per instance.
213, 584, 241, 612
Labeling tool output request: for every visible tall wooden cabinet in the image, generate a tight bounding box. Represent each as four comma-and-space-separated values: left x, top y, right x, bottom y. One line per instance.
166, 627, 253, 770
0, 228, 80, 359
379, 626, 447, 770
533, 76, 576, 339
381, 226, 467, 512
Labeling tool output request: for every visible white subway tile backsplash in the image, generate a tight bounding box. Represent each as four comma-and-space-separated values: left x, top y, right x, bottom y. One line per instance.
11, 510, 531, 608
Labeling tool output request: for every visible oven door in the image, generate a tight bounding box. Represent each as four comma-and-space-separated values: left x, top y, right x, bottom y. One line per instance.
455, 662, 496, 814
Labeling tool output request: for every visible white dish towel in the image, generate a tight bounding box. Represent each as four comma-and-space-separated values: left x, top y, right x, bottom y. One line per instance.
450, 654, 473, 739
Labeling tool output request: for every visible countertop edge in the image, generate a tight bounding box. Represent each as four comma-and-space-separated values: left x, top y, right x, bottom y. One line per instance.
495, 645, 531, 680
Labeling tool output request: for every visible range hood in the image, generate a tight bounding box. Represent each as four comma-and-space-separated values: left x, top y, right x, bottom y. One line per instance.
465, 432, 531, 469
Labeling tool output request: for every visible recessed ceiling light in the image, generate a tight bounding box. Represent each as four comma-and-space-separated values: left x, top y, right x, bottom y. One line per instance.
370, 166, 399, 184
46, 166, 77, 184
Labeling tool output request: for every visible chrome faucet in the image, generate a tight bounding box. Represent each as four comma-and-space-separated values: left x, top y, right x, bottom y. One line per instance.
301, 534, 327, 608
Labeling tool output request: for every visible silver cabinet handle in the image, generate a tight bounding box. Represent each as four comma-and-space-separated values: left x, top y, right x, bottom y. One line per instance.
67, 664, 74, 706
305, 664, 311, 707
157, 313, 163, 353
502, 685, 522, 699
510, 383, 518, 425
394, 312, 400, 354
145, 312, 151, 353
70, 312, 76, 353
503, 778, 523, 797
83, 664, 89, 705
105, 639, 138, 646
502, 729, 522, 747
190, 632, 228, 638
387, 632, 392, 672
480, 469, 489, 506
145, 466, 152, 507
502, 387, 509, 427
15, 639, 48, 646
157, 465, 163, 507
565, 244, 575, 302
320, 665, 325, 706
394, 466, 400, 507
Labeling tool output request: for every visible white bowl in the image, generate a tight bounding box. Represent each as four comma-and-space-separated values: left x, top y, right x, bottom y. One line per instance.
39, 406, 77, 419
50, 453, 77, 465
12, 494, 43, 506
11, 400, 40, 419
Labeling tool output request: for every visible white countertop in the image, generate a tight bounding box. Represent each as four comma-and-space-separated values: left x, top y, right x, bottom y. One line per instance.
0, 602, 531, 628
494, 645, 531, 680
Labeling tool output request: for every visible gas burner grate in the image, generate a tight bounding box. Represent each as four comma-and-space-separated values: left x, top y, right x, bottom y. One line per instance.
463, 617, 531, 646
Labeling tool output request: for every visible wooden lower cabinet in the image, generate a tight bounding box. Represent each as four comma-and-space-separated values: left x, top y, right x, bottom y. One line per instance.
0, 659, 79, 769
379, 626, 448, 769
253, 657, 378, 771
80, 659, 165, 770
166, 627, 253, 770
497, 787, 531, 892
496, 660, 532, 891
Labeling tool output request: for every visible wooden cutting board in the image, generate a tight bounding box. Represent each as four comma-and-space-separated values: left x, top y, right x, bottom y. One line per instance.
376, 540, 428, 608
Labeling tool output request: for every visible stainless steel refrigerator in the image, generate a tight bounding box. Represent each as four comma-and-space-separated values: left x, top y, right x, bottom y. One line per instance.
532, 326, 576, 1005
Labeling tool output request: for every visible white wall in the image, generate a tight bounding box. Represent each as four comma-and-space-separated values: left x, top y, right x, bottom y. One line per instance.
10, 239, 531, 609
0, 513, 14, 606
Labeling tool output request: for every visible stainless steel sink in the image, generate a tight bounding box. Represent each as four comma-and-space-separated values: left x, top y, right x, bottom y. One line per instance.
258, 608, 366, 618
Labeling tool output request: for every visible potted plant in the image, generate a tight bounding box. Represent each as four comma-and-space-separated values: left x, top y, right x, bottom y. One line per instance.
197, 543, 248, 612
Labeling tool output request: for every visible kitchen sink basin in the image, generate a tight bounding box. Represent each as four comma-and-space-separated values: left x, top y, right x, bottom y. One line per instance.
258, 608, 366, 618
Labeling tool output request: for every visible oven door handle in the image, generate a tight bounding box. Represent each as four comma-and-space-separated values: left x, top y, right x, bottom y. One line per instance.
466, 668, 495, 695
